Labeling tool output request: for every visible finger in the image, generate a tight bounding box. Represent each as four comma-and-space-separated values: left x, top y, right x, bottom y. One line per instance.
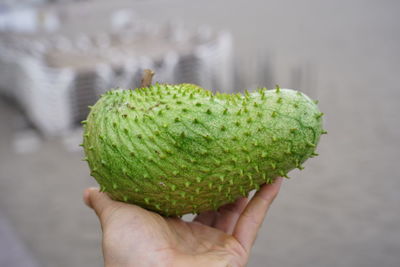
213, 197, 248, 234
83, 187, 119, 221
233, 178, 283, 252
193, 210, 218, 226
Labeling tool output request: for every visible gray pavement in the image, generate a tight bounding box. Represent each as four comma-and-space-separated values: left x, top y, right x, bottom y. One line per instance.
0, 211, 40, 267
1, 0, 400, 266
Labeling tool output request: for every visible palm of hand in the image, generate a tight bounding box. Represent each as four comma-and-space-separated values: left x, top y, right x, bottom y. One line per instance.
85, 178, 282, 267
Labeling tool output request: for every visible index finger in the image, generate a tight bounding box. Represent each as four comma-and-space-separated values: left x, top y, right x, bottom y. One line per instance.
232, 177, 283, 252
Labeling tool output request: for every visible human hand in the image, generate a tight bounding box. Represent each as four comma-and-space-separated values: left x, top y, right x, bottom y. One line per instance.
84, 177, 283, 267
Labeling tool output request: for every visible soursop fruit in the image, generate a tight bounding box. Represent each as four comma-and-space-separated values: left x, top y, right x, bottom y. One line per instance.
82, 84, 325, 216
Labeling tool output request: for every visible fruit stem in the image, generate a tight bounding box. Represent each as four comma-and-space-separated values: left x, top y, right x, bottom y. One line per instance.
141, 69, 155, 88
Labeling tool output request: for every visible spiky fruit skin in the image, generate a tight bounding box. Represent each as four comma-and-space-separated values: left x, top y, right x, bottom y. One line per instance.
82, 84, 324, 216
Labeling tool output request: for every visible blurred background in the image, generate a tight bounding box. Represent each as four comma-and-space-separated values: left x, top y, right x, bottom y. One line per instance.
0, 0, 399, 266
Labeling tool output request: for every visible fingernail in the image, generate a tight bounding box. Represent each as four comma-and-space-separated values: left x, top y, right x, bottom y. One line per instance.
83, 189, 91, 207
273, 177, 284, 188
83, 187, 99, 208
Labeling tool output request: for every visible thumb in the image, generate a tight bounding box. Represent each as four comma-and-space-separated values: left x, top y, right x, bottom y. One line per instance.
83, 187, 119, 222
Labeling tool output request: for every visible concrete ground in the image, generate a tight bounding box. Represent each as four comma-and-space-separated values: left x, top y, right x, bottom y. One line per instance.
1, 0, 400, 266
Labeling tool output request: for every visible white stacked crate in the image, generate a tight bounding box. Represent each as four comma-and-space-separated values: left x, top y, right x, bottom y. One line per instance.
0, 9, 234, 136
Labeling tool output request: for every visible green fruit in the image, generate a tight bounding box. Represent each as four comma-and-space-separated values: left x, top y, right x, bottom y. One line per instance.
82, 84, 325, 216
